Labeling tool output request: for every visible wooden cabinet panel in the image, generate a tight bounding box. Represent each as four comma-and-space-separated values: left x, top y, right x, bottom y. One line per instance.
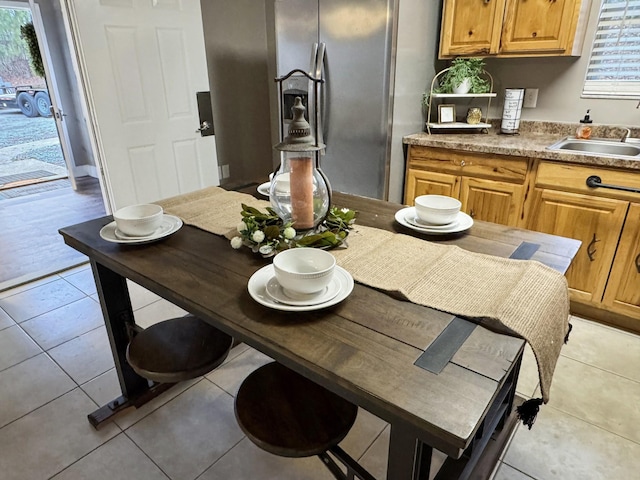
526, 188, 628, 305
404, 169, 459, 205
440, 0, 506, 56
500, 0, 579, 54
460, 177, 526, 225
439, 0, 584, 58
603, 203, 640, 320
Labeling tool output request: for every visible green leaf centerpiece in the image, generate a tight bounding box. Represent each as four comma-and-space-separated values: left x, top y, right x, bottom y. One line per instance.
230, 204, 356, 256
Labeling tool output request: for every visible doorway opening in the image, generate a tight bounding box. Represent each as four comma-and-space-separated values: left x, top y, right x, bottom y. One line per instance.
0, 6, 66, 190
0, 2, 106, 291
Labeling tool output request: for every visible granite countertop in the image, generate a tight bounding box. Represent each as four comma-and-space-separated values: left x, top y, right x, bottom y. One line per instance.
403, 121, 640, 171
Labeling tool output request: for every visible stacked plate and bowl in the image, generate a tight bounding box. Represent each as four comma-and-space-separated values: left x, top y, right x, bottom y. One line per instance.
99, 204, 183, 244
248, 248, 354, 311
395, 194, 473, 234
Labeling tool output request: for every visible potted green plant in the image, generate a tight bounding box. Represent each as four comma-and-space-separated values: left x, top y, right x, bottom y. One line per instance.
435, 58, 490, 94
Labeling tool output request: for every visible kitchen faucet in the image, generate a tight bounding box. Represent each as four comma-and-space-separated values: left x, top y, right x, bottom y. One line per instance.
621, 127, 631, 142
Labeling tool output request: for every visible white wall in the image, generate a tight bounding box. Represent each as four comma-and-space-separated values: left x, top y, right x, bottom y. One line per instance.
483, 0, 638, 127
387, 0, 440, 203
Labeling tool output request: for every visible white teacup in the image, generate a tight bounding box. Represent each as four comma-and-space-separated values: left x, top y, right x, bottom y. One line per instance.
273, 248, 336, 299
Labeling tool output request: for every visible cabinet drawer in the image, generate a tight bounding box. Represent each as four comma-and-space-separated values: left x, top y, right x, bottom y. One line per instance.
536, 161, 640, 201
408, 146, 529, 183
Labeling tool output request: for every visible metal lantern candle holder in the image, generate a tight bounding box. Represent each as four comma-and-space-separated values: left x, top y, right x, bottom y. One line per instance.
270, 69, 331, 231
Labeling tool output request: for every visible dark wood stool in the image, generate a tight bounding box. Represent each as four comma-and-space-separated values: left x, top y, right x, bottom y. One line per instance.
235, 362, 376, 480
126, 314, 233, 383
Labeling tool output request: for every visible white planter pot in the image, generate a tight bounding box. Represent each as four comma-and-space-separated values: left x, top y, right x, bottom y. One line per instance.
453, 78, 471, 94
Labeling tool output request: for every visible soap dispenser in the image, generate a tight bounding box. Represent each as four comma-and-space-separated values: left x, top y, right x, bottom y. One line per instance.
576, 110, 593, 139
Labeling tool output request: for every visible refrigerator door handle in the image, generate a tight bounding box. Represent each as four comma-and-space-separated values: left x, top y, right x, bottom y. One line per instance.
309, 43, 319, 77
313, 42, 327, 153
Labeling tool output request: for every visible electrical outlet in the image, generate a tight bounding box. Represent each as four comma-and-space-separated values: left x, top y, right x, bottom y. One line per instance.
523, 89, 539, 108
219, 164, 230, 179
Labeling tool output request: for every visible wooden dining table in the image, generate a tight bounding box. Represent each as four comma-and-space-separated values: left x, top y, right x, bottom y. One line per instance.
59, 189, 580, 480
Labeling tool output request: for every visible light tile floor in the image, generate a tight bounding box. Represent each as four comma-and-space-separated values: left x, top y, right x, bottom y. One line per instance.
1, 263, 639, 479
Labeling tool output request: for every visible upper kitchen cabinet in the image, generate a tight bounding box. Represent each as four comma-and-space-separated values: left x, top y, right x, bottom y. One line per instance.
439, 0, 590, 58
439, 0, 507, 57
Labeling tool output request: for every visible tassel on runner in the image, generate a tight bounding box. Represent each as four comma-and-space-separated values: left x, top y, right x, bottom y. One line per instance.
519, 322, 571, 429
564, 322, 573, 344
517, 398, 544, 429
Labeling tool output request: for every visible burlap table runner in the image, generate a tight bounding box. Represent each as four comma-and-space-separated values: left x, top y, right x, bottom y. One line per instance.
157, 186, 570, 405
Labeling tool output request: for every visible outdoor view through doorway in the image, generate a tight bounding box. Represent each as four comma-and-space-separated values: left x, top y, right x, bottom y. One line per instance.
0, 4, 105, 289
0, 6, 66, 194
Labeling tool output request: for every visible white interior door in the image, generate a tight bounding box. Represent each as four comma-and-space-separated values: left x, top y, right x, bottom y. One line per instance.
66, 0, 218, 210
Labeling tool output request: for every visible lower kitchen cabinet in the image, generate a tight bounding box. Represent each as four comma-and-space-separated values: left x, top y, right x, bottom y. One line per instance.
526, 188, 628, 305
460, 177, 526, 226
603, 203, 640, 320
403, 146, 640, 332
404, 146, 529, 227
530, 160, 640, 332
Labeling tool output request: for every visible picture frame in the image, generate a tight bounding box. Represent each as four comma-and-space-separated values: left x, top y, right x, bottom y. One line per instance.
438, 104, 456, 124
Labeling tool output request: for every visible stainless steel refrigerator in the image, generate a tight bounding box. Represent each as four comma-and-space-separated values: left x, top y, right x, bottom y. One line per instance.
272, 0, 395, 199
200, 0, 437, 202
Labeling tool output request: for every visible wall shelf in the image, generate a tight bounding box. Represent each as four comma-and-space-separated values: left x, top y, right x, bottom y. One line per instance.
425, 68, 495, 134
426, 122, 493, 130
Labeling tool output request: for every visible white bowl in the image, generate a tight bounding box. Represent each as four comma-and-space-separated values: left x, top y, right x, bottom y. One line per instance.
414, 195, 461, 225
113, 204, 164, 237
269, 172, 291, 194
273, 248, 336, 298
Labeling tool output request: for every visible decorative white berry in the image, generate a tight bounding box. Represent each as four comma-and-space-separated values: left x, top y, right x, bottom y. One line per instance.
237, 221, 247, 233
252, 230, 265, 243
230, 236, 243, 249
283, 227, 296, 239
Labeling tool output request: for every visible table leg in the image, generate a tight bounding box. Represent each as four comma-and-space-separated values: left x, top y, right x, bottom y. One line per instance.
88, 261, 159, 428
388, 422, 432, 480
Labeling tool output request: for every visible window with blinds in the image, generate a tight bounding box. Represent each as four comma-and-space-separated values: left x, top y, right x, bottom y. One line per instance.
582, 0, 640, 98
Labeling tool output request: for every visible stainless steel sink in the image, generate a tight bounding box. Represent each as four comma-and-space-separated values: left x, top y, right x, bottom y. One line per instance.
547, 137, 640, 158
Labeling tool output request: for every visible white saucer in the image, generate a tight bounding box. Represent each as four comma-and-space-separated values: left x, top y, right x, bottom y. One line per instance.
395, 207, 473, 235
404, 211, 458, 230
114, 227, 161, 240
265, 274, 342, 306
248, 264, 354, 311
257, 182, 270, 197
99, 214, 183, 244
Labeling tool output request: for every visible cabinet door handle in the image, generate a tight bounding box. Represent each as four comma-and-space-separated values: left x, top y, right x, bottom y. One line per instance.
469, 209, 475, 218
587, 233, 600, 262
635, 253, 640, 273
460, 160, 466, 167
